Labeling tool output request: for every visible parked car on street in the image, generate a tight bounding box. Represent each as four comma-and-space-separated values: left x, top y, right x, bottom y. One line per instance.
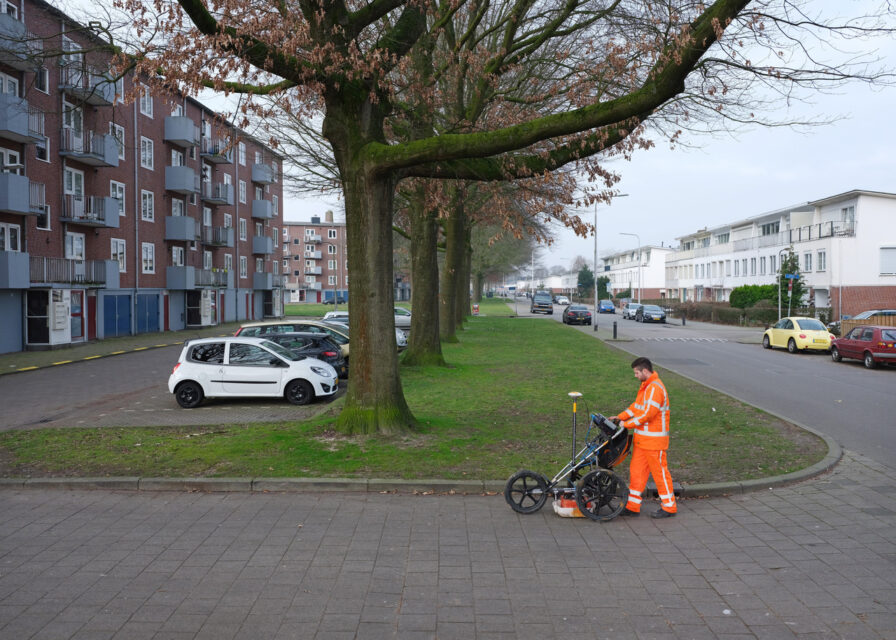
262, 332, 349, 378
762, 316, 836, 353
168, 337, 339, 408
530, 291, 554, 315
562, 304, 592, 325
236, 320, 351, 361
636, 304, 666, 323
622, 303, 642, 319
307, 316, 407, 350
830, 325, 896, 369
555, 295, 570, 305
393, 306, 412, 328
598, 300, 616, 314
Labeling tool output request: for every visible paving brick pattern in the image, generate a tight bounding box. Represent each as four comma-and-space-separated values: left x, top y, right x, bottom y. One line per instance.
1, 451, 895, 640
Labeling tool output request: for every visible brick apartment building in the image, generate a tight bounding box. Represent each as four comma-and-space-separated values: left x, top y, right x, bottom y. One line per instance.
0, 0, 285, 354
283, 211, 347, 304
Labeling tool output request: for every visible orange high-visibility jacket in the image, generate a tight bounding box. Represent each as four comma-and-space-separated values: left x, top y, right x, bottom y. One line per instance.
616, 371, 670, 451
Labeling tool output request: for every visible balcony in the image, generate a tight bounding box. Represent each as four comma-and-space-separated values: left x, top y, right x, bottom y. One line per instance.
58, 64, 115, 106
304, 250, 322, 260
164, 116, 200, 147
166, 265, 195, 290
0, 174, 46, 217
200, 137, 233, 164
305, 281, 323, 291
201, 182, 234, 205
252, 235, 274, 255
196, 268, 233, 288
251, 162, 274, 184
251, 198, 273, 220
61, 195, 120, 229
306, 233, 321, 243
200, 225, 235, 247
0, 251, 29, 289
253, 272, 273, 290
305, 266, 322, 275
30, 257, 119, 288
0, 93, 43, 143
0, 12, 42, 70
165, 165, 201, 195
59, 129, 119, 167
165, 215, 199, 242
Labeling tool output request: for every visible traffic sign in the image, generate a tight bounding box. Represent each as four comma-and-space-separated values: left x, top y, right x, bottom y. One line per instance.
784, 273, 800, 279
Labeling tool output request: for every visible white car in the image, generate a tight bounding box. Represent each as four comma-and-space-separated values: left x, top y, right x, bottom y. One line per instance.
320, 316, 407, 349
168, 337, 339, 408
326, 307, 411, 329
555, 296, 570, 305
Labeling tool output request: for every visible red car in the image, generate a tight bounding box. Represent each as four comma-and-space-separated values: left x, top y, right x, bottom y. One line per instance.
830, 325, 896, 369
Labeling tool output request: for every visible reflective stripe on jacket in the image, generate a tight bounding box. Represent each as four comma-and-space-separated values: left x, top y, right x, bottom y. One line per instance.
617, 371, 670, 450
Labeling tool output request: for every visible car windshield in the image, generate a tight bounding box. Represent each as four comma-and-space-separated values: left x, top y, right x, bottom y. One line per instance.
795, 318, 826, 331
260, 340, 301, 361
643, 305, 663, 312
569, 305, 587, 311
852, 310, 875, 319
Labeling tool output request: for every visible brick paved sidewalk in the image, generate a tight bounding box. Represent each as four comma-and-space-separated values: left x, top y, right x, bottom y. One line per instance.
1, 450, 894, 640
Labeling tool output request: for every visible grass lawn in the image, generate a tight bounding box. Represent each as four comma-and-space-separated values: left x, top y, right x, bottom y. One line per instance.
0, 298, 825, 483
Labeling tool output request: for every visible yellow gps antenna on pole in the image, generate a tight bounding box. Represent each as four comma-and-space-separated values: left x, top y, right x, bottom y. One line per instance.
568, 392, 583, 464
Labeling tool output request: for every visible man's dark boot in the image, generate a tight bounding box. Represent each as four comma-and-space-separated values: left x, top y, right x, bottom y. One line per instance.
618, 508, 639, 517
651, 509, 675, 519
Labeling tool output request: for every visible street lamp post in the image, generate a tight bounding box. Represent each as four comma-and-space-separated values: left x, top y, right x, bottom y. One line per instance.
620, 232, 641, 304
777, 247, 789, 320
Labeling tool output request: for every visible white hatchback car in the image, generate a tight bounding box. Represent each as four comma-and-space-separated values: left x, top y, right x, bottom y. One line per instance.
168, 337, 339, 408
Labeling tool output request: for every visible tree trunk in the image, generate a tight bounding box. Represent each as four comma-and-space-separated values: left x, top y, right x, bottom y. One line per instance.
457, 223, 472, 325
473, 272, 484, 303
439, 186, 463, 342
403, 184, 445, 366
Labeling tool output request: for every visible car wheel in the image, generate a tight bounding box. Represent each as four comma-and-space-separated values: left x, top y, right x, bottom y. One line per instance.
285, 379, 314, 405
830, 346, 842, 362
175, 381, 204, 408
762, 335, 771, 349
863, 352, 877, 369
787, 338, 798, 354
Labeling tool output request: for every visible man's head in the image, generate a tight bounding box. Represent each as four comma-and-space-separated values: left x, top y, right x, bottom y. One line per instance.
631, 357, 653, 382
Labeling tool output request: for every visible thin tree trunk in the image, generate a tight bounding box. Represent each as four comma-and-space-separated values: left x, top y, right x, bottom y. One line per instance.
439, 186, 463, 342
454, 212, 471, 327
403, 184, 445, 366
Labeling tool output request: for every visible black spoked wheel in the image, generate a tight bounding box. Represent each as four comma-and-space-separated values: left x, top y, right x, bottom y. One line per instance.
175, 381, 204, 408
285, 379, 314, 405
575, 469, 629, 522
504, 470, 549, 514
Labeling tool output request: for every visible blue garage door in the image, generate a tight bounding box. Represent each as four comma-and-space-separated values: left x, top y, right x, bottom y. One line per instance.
103, 295, 131, 337
136, 294, 159, 334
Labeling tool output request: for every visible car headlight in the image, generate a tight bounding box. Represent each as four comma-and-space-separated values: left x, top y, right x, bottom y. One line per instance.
311, 365, 335, 377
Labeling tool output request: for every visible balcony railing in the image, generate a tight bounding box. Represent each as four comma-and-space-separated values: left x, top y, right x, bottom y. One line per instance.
164, 116, 200, 147
59, 128, 119, 167
58, 63, 115, 105
196, 269, 230, 287
0, 12, 42, 70
200, 225, 235, 247
789, 221, 856, 243
304, 250, 322, 259
61, 194, 119, 228
251, 162, 274, 184
305, 282, 323, 291
200, 137, 233, 164
0, 93, 43, 143
30, 256, 109, 285
201, 182, 234, 205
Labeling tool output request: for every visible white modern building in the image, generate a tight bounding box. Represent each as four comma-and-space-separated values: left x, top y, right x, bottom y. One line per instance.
665, 190, 896, 317
602, 245, 675, 301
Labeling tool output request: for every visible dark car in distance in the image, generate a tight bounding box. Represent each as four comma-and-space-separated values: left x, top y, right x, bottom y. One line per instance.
636, 304, 667, 323
830, 325, 896, 369
263, 332, 349, 378
562, 304, 592, 325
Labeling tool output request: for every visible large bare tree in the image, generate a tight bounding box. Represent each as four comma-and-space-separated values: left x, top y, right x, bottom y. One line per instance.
113, 0, 894, 434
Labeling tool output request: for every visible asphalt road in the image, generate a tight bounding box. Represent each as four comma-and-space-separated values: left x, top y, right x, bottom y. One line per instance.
0, 345, 339, 430
546, 306, 895, 469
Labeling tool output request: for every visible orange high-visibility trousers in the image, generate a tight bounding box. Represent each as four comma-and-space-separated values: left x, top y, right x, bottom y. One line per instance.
625, 447, 677, 514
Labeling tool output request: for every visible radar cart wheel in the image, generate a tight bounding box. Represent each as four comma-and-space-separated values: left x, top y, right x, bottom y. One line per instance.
504, 470, 549, 514
575, 469, 629, 521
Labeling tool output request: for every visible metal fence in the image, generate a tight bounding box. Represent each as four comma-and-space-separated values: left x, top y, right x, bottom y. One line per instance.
30, 256, 107, 284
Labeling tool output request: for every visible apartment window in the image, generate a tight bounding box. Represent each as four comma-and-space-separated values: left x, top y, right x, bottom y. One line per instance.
699, 237, 710, 248
239, 180, 247, 204
203, 250, 212, 270
111, 238, 126, 272
328, 275, 337, 286
239, 255, 247, 278
110, 122, 125, 160
203, 206, 212, 227
715, 232, 729, 244
141, 190, 154, 221
817, 251, 826, 272
254, 186, 263, 201
741, 259, 747, 276
139, 86, 153, 117
770, 255, 777, 274
734, 260, 739, 276
225, 253, 233, 272
35, 135, 49, 162
0, 222, 21, 252
140, 136, 154, 169
804, 252, 812, 272
110, 181, 125, 217
171, 149, 184, 167
760, 257, 766, 275
35, 204, 50, 231
255, 151, 262, 164
305, 275, 316, 284
239, 218, 247, 241
273, 227, 278, 247
171, 198, 184, 217
35, 67, 49, 93
725, 260, 731, 277
223, 173, 232, 186
305, 244, 314, 253
305, 228, 315, 237
223, 213, 232, 228
273, 260, 279, 275
171, 103, 184, 117
65, 234, 86, 261
238, 142, 246, 165
141, 243, 155, 273
880, 248, 896, 275
750, 258, 756, 276
272, 160, 279, 182
282, 258, 288, 270
114, 77, 124, 103
328, 259, 336, 270
172, 246, 184, 267
305, 260, 314, 268
327, 244, 336, 255
255, 258, 264, 273
328, 228, 337, 239
272, 195, 278, 215
761, 221, 780, 236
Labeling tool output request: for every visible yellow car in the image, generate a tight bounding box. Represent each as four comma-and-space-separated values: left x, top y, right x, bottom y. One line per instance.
762, 316, 836, 353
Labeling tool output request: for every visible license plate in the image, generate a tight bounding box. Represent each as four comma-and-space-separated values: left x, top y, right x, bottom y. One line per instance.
813, 339, 826, 343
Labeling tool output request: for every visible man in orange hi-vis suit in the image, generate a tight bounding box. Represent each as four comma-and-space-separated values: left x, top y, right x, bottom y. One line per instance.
612, 357, 677, 519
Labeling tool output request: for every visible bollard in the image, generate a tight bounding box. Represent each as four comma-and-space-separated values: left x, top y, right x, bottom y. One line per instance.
613, 321, 617, 339
593, 320, 598, 332
682, 314, 686, 326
